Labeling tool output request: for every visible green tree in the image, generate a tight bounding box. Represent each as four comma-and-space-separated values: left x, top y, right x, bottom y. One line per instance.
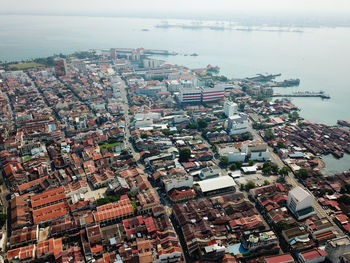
131, 201, 138, 212
239, 103, 245, 112
230, 163, 237, 171
219, 156, 229, 167
264, 129, 275, 140
279, 166, 290, 177
141, 133, 148, 139
271, 164, 279, 174
296, 168, 309, 180
248, 160, 255, 166
277, 141, 286, 148
179, 148, 191, 162
186, 123, 198, 129
245, 181, 256, 190
264, 180, 270, 185
289, 111, 299, 122
235, 161, 243, 169
197, 119, 208, 129
263, 166, 272, 174
338, 195, 350, 205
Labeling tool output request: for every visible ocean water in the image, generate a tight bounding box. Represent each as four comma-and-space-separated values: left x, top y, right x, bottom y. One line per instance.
0, 15, 349, 126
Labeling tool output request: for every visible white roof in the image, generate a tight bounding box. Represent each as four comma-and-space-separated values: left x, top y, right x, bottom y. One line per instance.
241, 166, 257, 173
289, 186, 311, 202
196, 176, 236, 193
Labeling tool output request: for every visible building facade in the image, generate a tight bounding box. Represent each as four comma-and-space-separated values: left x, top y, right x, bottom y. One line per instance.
287, 186, 315, 220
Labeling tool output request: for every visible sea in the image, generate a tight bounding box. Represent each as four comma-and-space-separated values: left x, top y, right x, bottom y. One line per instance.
0, 15, 349, 174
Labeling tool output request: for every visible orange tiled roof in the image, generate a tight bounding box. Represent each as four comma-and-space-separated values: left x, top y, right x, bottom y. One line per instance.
37, 238, 63, 257
93, 198, 133, 222
31, 186, 66, 209
7, 244, 35, 260
32, 201, 69, 224
17, 175, 49, 192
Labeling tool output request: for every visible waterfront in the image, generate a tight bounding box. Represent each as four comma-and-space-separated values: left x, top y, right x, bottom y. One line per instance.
0, 15, 350, 125
322, 153, 350, 176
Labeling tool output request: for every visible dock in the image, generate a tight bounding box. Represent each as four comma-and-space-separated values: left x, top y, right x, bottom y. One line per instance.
272, 91, 330, 99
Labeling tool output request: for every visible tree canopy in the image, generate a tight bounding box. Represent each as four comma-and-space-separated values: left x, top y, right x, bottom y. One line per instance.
179, 148, 191, 162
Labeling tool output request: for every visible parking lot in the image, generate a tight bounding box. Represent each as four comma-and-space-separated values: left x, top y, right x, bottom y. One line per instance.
234, 170, 279, 187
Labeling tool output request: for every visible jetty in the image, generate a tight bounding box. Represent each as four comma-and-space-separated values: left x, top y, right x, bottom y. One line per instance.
272, 91, 330, 99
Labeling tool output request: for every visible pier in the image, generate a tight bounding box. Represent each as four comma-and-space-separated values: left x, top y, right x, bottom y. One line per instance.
272, 91, 330, 99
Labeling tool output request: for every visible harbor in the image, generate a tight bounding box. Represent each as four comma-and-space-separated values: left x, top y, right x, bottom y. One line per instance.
273, 91, 330, 99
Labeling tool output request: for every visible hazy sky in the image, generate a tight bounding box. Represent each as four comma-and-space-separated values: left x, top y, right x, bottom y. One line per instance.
2, 0, 350, 16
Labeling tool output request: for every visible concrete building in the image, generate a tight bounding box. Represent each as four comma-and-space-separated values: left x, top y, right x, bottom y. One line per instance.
143, 59, 162, 68
224, 101, 238, 117
199, 166, 221, 180
287, 186, 315, 220
243, 141, 271, 161
325, 236, 350, 263
194, 175, 236, 196
162, 174, 193, 193
217, 144, 246, 163
54, 58, 67, 76
179, 87, 202, 104
218, 141, 270, 163
166, 80, 182, 92
200, 86, 225, 103
134, 86, 166, 97
227, 113, 250, 135
242, 231, 279, 252
110, 48, 117, 61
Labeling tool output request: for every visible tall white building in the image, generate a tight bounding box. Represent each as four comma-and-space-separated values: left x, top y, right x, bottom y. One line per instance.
143, 59, 162, 69
287, 186, 315, 220
224, 101, 238, 117
227, 113, 250, 135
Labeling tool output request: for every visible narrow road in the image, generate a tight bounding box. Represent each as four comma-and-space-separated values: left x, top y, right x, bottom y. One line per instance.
248, 120, 345, 236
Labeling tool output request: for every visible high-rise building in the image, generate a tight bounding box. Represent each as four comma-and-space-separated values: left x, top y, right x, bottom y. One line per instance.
179, 87, 202, 104
287, 186, 315, 220
200, 86, 225, 103
227, 113, 249, 135
53, 58, 67, 76
110, 48, 117, 61
224, 101, 238, 117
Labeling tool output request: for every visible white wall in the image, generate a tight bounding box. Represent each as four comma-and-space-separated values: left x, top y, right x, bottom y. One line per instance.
164, 176, 193, 192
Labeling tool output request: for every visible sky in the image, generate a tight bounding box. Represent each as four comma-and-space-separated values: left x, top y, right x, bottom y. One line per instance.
2, 0, 350, 16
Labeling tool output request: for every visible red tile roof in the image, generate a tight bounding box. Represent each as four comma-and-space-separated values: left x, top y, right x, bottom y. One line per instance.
93, 198, 133, 222
32, 201, 70, 224
31, 186, 66, 209
36, 238, 63, 257
300, 249, 327, 261
265, 254, 294, 263
7, 244, 35, 260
